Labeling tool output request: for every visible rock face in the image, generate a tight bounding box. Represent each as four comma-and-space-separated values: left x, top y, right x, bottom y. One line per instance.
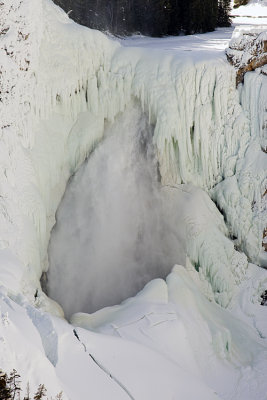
233, 0, 249, 8
263, 226, 267, 252
226, 26, 267, 84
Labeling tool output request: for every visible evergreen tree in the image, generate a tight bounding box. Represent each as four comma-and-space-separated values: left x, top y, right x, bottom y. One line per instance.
33, 384, 47, 400
217, 0, 231, 26
0, 371, 12, 400
52, 0, 233, 36
151, 0, 172, 36
7, 369, 21, 400
132, 0, 151, 35
168, 0, 182, 35
0, 370, 63, 400
188, 0, 205, 34
203, 0, 218, 32
23, 383, 30, 400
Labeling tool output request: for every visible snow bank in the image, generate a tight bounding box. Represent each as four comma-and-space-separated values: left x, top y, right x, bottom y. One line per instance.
233, 0, 267, 17
72, 264, 267, 400
231, 0, 267, 24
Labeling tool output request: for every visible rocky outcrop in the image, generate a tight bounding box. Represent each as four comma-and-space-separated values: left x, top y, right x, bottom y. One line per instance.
233, 0, 249, 8
226, 27, 267, 85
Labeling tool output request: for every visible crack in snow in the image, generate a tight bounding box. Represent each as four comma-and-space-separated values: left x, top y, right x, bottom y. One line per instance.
73, 329, 135, 399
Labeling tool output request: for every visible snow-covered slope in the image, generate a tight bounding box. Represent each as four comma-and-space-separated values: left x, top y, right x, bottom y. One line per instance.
0, 0, 267, 399
232, 0, 267, 23
233, 0, 267, 16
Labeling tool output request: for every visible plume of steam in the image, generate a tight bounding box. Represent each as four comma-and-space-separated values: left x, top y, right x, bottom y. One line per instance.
48, 104, 185, 318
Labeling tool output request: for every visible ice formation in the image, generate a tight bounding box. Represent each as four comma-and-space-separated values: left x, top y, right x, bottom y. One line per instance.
0, 0, 267, 398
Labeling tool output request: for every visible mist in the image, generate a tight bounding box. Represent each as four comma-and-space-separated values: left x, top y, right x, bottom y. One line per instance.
47, 104, 186, 318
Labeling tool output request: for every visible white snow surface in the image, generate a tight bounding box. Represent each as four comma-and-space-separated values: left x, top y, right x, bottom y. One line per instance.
231, 0, 267, 24
0, 0, 267, 399
232, 0, 267, 17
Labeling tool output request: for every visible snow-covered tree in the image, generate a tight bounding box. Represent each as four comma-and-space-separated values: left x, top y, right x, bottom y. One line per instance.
33, 384, 47, 400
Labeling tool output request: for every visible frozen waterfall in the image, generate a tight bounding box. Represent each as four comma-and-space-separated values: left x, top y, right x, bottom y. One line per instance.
0, 0, 265, 311
48, 105, 186, 316
0, 1, 267, 399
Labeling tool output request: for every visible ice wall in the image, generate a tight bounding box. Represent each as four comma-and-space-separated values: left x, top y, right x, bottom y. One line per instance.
213, 66, 267, 267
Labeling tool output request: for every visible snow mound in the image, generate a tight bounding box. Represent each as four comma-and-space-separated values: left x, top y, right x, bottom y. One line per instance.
233, 0, 267, 17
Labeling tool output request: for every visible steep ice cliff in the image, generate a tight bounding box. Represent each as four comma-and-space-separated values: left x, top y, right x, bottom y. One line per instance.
0, 0, 267, 398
